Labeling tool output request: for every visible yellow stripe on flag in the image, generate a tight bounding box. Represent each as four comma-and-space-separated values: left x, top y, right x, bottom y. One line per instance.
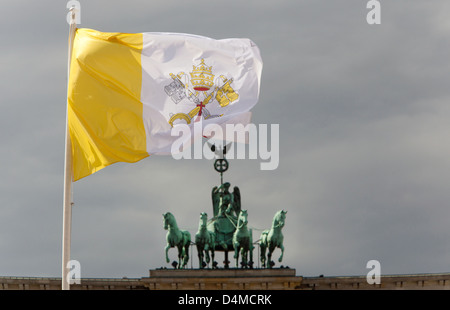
68, 29, 148, 181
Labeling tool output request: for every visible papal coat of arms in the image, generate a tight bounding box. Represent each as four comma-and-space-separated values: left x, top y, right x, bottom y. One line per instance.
164, 59, 239, 127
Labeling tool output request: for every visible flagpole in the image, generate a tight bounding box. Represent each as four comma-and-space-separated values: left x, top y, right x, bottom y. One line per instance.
62, 5, 77, 290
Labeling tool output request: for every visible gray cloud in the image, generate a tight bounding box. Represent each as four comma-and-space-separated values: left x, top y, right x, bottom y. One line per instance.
1, 0, 450, 279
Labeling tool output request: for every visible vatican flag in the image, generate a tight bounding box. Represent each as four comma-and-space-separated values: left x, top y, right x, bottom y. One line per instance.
67, 28, 262, 181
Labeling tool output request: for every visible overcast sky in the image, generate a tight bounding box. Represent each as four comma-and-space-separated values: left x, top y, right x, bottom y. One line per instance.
1, 0, 450, 279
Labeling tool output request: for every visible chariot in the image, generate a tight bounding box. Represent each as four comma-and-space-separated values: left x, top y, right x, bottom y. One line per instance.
163, 144, 285, 269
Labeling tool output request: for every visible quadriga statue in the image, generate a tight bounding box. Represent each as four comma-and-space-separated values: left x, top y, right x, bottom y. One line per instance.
195, 212, 215, 269
162, 212, 191, 269
259, 210, 287, 268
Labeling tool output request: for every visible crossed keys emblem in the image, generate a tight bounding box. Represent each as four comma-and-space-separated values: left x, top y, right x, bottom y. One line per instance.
164, 59, 239, 127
